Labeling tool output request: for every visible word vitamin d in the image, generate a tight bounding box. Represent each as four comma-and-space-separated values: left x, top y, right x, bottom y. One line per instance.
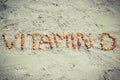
2, 32, 117, 51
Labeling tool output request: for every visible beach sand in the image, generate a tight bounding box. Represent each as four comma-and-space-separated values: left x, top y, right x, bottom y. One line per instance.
0, 0, 120, 80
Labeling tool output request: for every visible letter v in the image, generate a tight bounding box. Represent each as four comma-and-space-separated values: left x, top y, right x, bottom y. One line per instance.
3, 32, 19, 49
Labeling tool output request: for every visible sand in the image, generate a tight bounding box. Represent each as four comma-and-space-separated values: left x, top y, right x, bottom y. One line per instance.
0, 0, 120, 80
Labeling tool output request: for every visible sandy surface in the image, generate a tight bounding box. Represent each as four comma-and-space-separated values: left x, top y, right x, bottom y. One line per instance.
0, 0, 120, 80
